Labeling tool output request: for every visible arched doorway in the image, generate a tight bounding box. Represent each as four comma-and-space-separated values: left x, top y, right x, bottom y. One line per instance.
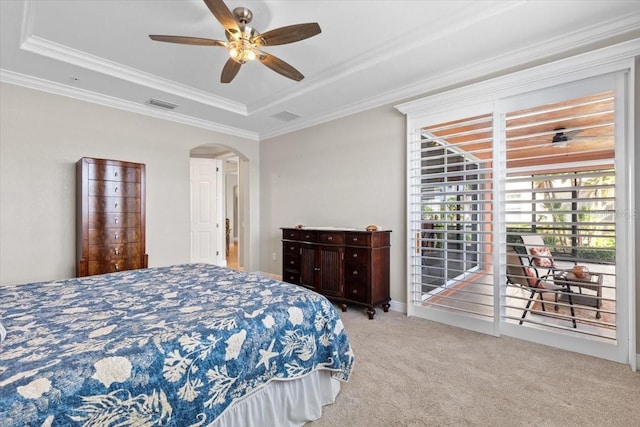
190, 144, 249, 271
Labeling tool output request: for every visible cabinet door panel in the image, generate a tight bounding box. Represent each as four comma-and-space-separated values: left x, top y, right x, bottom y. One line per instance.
300, 246, 317, 288
318, 246, 343, 297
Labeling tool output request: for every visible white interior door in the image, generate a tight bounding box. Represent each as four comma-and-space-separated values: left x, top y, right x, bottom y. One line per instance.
190, 158, 225, 266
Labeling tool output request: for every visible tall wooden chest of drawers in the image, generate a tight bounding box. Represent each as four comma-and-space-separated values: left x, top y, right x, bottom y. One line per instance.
76, 157, 148, 277
282, 227, 391, 319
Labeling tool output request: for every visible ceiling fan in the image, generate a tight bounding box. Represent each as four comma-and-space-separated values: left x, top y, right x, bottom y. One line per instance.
551, 128, 582, 145
149, 0, 321, 83
551, 127, 611, 147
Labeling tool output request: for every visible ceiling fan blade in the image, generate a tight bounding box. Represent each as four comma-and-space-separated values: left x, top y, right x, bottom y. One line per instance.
255, 23, 321, 46
259, 52, 304, 81
203, 0, 239, 32
149, 35, 226, 46
221, 58, 242, 83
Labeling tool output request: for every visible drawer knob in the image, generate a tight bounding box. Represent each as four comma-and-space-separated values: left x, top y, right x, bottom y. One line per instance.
328, 236, 333, 241
353, 253, 358, 258
352, 270, 358, 276
290, 260, 295, 265
114, 248, 119, 255
114, 186, 118, 193
352, 237, 358, 242
305, 234, 311, 239
114, 217, 119, 224
114, 263, 119, 271
352, 289, 358, 294
115, 201, 119, 208
114, 171, 118, 177
115, 233, 119, 240
290, 246, 295, 251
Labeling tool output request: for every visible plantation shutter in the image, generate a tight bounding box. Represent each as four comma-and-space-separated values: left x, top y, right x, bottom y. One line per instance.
503, 90, 617, 339
408, 113, 494, 319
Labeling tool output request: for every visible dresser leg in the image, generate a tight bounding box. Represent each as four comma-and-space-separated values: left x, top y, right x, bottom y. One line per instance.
341, 303, 348, 312
366, 307, 376, 319
382, 303, 390, 312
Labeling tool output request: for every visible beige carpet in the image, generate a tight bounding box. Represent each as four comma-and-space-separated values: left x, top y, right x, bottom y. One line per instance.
309, 307, 640, 427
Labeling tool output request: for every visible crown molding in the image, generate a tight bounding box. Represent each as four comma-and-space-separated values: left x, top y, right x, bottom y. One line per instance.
9, 1, 640, 142
0, 69, 259, 141
395, 38, 640, 116
262, 12, 640, 140
20, 35, 248, 116
249, 1, 522, 116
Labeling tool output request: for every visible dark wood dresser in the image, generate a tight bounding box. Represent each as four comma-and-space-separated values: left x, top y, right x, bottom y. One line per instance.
76, 157, 148, 277
282, 227, 391, 319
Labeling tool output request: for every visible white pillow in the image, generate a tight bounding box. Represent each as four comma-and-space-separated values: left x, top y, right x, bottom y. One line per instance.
0, 321, 6, 344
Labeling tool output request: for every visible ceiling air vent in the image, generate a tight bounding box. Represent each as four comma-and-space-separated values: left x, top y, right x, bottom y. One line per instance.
270, 111, 300, 122
146, 98, 178, 110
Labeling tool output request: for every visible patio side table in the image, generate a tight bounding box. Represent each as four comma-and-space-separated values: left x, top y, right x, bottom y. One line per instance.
555, 271, 603, 319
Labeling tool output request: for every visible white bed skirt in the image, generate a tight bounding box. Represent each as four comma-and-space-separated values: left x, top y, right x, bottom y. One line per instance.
210, 370, 341, 426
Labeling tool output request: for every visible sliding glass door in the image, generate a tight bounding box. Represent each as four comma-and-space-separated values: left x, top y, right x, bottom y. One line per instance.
405, 71, 631, 363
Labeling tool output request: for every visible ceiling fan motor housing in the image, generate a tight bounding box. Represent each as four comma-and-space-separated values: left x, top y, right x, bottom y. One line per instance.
233, 7, 253, 25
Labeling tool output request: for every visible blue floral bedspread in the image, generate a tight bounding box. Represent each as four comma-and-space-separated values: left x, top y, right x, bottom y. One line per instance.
0, 264, 354, 426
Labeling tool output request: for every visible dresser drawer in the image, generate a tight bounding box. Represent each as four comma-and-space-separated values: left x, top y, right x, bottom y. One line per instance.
88, 243, 141, 261
89, 228, 140, 245
88, 163, 141, 182
88, 257, 142, 275
88, 196, 141, 213
319, 231, 344, 245
344, 282, 368, 303
88, 212, 140, 229
283, 253, 301, 271
299, 230, 317, 242
345, 262, 369, 286
344, 232, 371, 247
89, 180, 140, 198
282, 229, 300, 240
283, 242, 300, 254
282, 271, 300, 284
345, 247, 370, 262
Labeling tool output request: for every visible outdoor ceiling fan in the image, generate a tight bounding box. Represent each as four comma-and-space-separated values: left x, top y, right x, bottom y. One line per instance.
551, 128, 582, 145
149, 0, 321, 83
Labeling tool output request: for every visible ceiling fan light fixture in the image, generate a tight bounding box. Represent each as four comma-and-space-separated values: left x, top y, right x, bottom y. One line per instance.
148, 0, 322, 83
227, 39, 258, 63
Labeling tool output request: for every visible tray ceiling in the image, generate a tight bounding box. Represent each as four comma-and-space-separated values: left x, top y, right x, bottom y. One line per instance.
1, 0, 639, 140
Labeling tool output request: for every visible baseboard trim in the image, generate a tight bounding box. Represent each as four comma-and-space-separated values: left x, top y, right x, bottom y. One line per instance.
389, 300, 407, 314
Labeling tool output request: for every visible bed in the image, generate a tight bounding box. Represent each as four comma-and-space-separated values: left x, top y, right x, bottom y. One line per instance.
0, 264, 354, 426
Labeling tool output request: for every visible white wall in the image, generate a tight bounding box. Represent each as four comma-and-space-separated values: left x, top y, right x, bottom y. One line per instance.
0, 83, 259, 285
259, 105, 407, 305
